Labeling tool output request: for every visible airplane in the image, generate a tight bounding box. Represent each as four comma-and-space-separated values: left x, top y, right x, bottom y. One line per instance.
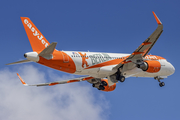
7, 11, 175, 92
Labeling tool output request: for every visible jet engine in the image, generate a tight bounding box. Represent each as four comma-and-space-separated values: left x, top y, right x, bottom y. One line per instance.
92, 79, 116, 92
137, 60, 161, 73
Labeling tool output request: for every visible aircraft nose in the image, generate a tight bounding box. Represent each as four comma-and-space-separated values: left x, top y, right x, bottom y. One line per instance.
170, 63, 175, 75
171, 64, 175, 74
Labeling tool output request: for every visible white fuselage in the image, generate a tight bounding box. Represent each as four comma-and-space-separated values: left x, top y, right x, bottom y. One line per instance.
63, 51, 175, 79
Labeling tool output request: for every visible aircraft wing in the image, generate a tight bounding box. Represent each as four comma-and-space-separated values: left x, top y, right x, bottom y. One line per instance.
113, 11, 163, 71
17, 73, 94, 87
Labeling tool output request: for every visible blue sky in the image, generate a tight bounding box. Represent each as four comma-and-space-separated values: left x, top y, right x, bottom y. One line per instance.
0, 0, 180, 120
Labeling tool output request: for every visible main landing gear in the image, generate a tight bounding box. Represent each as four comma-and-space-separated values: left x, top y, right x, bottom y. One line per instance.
116, 74, 125, 82
154, 76, 165, 87
116, 68, 125, 82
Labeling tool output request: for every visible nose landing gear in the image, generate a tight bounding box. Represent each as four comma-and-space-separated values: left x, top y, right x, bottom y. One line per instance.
159, 82, 165, 87
154, 76, 165, 87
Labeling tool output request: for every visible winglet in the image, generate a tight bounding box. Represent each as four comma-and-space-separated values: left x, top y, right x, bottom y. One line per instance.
17, 73, 28, 86
152, 11, 162, 25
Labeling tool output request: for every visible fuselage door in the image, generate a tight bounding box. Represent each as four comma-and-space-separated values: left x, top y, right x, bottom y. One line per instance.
61, 52, 69, 63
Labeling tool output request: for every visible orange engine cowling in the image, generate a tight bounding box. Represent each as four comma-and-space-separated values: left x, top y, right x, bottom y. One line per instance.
100, 79, 116, 92
137, 60, 161, 73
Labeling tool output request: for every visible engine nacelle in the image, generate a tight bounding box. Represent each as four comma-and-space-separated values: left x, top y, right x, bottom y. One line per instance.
24, 52, 39, 62
137, 60, 161, 73
102, 79, 116, 92
93, 79, 116, 92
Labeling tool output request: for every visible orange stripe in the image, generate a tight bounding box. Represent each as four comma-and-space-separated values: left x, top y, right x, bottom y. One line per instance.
85, 54, 165, 70
132, 52, 144, 55
85, 56, 130, 69
67, 80, 80, 83
83, 77, 94, 81
85, 59, 124, 69
49, 83, 59, 86
142, 42, 151, 45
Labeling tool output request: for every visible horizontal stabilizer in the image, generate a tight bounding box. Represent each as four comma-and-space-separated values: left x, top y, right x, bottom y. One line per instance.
6, 59, 31, 65
39, 42, 57, 59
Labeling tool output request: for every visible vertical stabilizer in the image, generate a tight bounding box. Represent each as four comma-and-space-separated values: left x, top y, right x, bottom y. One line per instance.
21, 17, 50, 52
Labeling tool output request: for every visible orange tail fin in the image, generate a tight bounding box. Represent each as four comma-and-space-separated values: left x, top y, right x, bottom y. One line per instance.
21, 17, 50, 52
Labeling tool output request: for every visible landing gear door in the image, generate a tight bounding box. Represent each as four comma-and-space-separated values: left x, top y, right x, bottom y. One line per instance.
107, 75, 118, 86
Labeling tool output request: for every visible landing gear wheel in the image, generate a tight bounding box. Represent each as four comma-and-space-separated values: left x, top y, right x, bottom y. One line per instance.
119, 76, 125, 82
116, 74, 120, 80
159, 82, 165, 87
92, 84, 95, 87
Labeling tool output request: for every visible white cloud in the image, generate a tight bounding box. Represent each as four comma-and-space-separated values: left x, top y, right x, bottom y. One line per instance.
0, 65, 109, 120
